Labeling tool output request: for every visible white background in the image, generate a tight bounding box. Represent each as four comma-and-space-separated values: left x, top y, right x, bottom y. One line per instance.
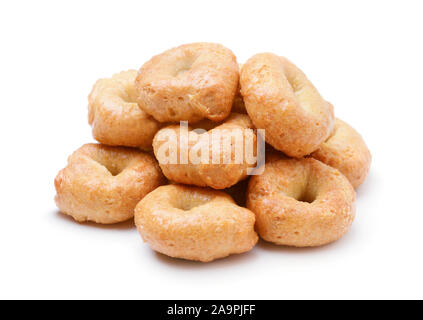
1, 0, 422, 300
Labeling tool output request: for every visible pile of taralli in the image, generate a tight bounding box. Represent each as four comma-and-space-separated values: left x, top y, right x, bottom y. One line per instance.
55, 43, 371, 262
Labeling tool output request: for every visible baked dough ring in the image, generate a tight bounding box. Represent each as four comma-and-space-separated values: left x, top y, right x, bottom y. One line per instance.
311, 118, 371, 189
153, 113, 257, 189
135, 184, 258, 262
135, 43, 239, 123
88, 70, 160, 150
240, 53, 334, 157
54, 144, 165, 224
247, 154, 355, 247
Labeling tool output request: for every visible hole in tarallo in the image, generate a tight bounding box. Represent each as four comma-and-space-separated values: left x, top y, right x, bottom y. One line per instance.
297, 189, 316, 204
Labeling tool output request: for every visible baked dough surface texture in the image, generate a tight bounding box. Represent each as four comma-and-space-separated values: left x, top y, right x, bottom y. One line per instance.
54, 144, 165, 224
311, 118, 371, 189
240, 53, 334, 157
247, 154, 355, 247
153, 113, 257, 189
88, 70, 160, 150
135, 184, 258, 262
135, 43, 239, 123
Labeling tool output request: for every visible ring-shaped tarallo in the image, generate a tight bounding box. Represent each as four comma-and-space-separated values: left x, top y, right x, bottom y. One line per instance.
135, 43, 239, 123
240, 53, 334, 157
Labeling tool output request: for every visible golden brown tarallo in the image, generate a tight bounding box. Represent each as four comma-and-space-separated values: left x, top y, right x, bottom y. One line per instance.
240, 53, 334, 157
153, 113, 257, 189
135, 43, 239, 123
247, 153, 356, 247
88, 70, 160, 150
311, 118, 371, 189
135, 184, 258, 262
54, 144, 165, 224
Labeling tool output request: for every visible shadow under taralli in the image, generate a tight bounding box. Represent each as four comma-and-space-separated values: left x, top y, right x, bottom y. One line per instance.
355, 170, 378, 200
256, 224, 360, 254
150, 246, 259, 270
55, 209, 135, 230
